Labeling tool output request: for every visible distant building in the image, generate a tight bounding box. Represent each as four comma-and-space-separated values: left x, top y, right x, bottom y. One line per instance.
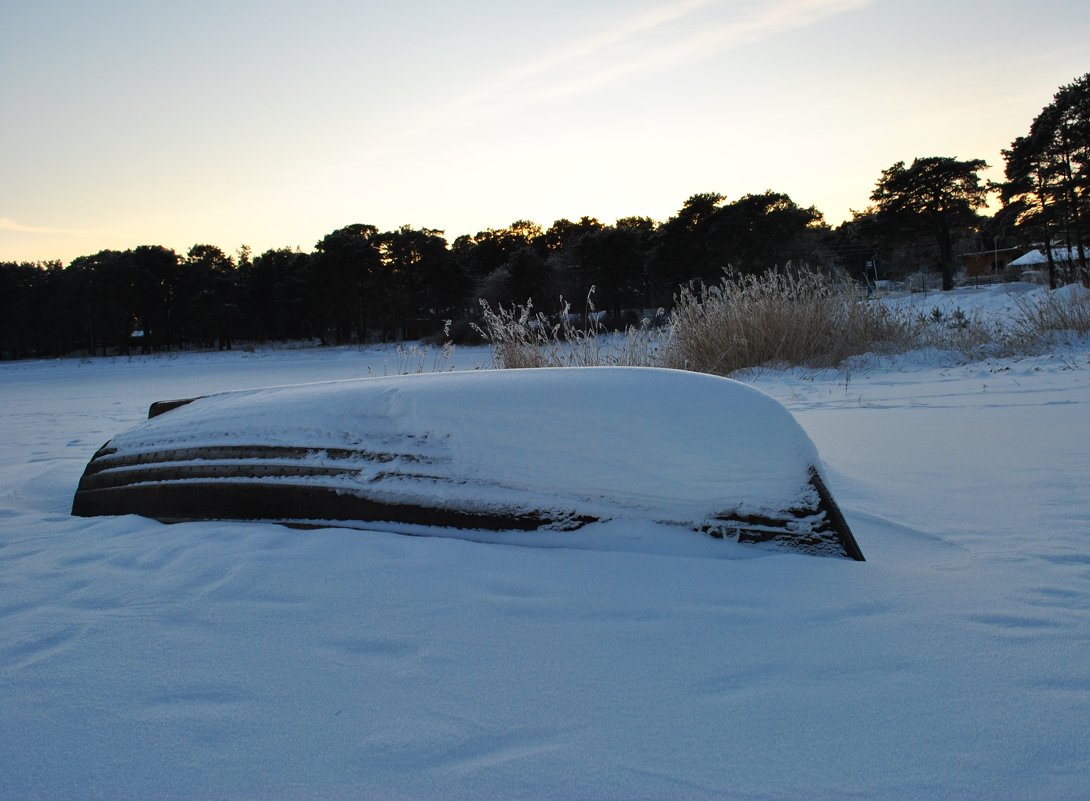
959, 247, 1021, 277
1008, 246, 1089, 269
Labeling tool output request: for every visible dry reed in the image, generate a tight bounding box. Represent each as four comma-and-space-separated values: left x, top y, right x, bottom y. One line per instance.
658, 269, 914, 375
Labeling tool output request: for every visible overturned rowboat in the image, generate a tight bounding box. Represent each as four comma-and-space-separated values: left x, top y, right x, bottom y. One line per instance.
72, 367, 863, 560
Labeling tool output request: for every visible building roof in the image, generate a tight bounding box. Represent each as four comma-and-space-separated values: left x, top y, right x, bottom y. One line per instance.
1009, 246, 1089, 268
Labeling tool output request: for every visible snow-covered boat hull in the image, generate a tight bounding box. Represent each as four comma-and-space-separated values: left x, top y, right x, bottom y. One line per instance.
72, 368, 863, 560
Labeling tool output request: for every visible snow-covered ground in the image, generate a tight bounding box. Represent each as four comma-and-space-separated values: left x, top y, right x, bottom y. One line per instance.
880, 278, 1040, 321
3, 284, 1090, 801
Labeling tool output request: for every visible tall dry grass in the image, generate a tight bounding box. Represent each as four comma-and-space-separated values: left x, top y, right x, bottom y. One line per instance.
1009, 283, 1090, 342
472, 268, 1058, 375
473, 291, 659, 369
659, 270, 917, 375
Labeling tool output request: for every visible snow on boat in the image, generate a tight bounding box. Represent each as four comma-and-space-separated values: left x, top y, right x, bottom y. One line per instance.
71, 367, 864, 560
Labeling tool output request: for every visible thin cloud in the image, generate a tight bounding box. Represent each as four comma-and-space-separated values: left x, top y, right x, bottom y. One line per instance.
484, 0, 721, 92
411, 0, 871, 133
323, 0, 871, 175
0, 217, 83, 235
406, 0, 720, 134
533, 0, 873, 102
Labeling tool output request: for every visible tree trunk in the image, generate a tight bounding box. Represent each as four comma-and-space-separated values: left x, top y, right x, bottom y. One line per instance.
1045, 237, 1057, 290
937, 217, 955, 291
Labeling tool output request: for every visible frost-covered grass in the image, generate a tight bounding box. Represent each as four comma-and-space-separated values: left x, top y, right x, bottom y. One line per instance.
473, 293, 658, 369
475, 274, 1090, 374
662, 270, 914, 374
1010, 282, 1090, 341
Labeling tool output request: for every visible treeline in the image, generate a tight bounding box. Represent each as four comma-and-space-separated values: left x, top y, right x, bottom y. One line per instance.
2, 72, 1088, 360
997, 72, 1090, 288
0, 191, 831, 359
839, 72, 1090, 291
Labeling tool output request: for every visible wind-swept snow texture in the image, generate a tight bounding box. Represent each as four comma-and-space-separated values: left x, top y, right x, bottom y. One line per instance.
72, 367, 860, 559
3, 285, 1090, 801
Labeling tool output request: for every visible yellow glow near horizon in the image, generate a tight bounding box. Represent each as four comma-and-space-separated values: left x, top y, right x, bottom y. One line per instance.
1, 0, 1087, 264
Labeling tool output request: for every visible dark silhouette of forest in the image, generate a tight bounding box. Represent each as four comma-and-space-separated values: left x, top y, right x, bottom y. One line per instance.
0, 192, 837, 359
3, 72, 1088, 360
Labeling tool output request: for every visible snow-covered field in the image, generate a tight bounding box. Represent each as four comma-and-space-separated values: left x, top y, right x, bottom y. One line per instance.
3, 284, 1090, 801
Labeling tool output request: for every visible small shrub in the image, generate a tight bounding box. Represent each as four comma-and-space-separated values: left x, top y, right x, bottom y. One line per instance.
911, 304, 995, 356
918, 312, 996, 356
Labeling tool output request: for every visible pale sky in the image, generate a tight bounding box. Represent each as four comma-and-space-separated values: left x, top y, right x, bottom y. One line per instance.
2, 0, 1087, 263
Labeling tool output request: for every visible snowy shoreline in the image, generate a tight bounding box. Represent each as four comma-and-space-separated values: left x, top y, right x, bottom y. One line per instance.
3, 284, 1090, 800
